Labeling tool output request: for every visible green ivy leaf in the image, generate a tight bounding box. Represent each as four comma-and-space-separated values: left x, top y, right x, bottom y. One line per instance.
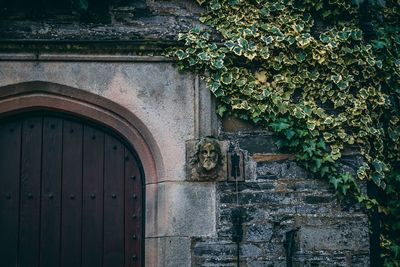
216, 104, 227, 117
225, 40, 235, 50
197, 52, 211, 61
261, 36, 274, 45
237, 37, 249, 50
228, 0, 239, 6
221, 72, 233, 84
78, 0, 89, 10
337, 80, 349, 90
212, 58, 225, 69
295, 52, 306, 62
210, 0, 222, 10
283, 129, 296, 139
175, 50, 188, 60
270, 121, 291, 131
352, 0, 365, 7
260, 47, 270, 59
233, 46, 243, 56
209, 81, 220, 93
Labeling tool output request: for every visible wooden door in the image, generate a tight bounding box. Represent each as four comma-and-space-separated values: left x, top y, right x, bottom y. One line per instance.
0, 111, 143, 267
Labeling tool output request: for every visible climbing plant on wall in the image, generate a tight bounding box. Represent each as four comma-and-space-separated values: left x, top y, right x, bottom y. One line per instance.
169, 0, 400, 265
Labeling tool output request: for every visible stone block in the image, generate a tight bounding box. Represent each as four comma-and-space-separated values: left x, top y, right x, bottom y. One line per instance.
245, 223, 274, 242
198, 78, 218, 137
193, 240, 236, 257
303, 194, 336, 205
220, 191, 333, 206
295, 214, 369, 253
145, 183, 158, 238
240, 243, 263, 258
247, 260, 286, 267
256, 161, 309, 180
351, 253, 370, 266
237, 135, 279, 154
218, 181, 275, 193
147, 182, 216, 237
191, 238, 238, 267
221, 115, 258, 132
145, 237, 191, 267
218, 205, 258, 225
285, 179, 332, 192
292, 252, 348, 267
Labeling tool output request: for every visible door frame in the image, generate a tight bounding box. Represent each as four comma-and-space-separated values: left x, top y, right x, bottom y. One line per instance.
0, 81, 161, 266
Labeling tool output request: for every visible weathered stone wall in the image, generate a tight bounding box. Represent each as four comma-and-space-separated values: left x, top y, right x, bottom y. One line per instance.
191, 122, 370, 267
0, 0, 202, 41
0, 1, 372, 266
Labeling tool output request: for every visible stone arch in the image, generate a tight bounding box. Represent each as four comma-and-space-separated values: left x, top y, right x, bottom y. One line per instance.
0, 81, 166, 265
0, 81, 163, 184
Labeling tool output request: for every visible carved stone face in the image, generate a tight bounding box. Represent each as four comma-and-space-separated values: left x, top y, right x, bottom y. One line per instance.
199, 142, 218, 171
191, 137, 222, 175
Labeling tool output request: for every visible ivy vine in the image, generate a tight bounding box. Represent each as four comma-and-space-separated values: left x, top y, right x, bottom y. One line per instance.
168, 0, 400, 265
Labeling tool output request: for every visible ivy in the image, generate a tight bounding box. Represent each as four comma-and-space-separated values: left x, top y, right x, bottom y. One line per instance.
168, 0, 400, 264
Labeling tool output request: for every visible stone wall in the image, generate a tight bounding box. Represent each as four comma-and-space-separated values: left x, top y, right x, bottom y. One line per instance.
191, 123, 370, 267
0, 1, 372, 265
0, 0, 202, 41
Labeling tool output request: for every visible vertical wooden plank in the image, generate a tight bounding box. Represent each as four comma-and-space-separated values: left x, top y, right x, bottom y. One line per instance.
125, 149, 142, 267
18, 116, 43, 267
103, 134, 125, 267
39, 117, 63, 267
0, 120, 22, 267
82, 125, 104, 267
60, 119, 83, 267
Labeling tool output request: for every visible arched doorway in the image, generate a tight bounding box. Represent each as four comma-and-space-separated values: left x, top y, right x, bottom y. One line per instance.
0, 81, 164, 267
0, 111, 143, 267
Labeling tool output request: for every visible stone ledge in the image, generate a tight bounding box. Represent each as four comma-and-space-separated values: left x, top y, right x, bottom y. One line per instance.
0, 52, 171, 62
252, 153, 295, 162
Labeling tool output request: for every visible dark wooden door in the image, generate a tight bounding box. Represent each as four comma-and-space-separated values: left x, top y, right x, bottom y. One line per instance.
0, 112, 143, 267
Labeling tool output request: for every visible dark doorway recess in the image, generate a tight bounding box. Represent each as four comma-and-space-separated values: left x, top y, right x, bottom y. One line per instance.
0, 111, 143, 267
